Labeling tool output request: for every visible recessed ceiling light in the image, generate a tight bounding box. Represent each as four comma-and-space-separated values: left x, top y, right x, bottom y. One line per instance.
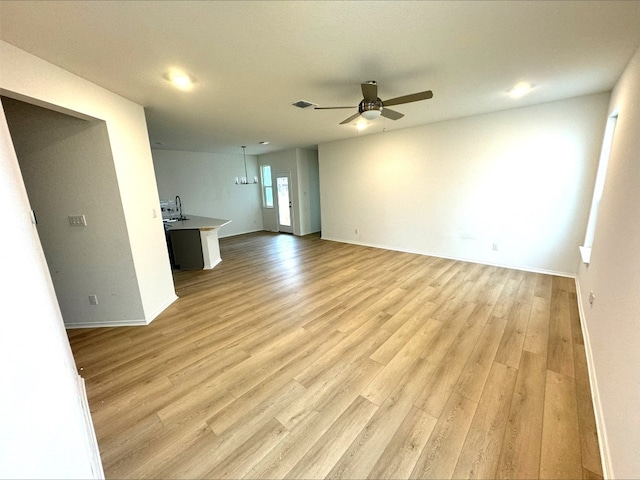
259, 141, 270, 145
164, 70, 195, 90
508, 82, 533, 98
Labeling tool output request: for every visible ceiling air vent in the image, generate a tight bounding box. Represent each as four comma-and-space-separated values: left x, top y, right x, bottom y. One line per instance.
292, 100, 317, 109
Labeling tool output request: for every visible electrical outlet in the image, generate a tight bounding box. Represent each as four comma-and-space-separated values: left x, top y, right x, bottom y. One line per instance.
355, 228, 359, 234
492, 243, 498, 251
68, 215, 87, 227
88, 295, 98, 306
589, 291, 596, 307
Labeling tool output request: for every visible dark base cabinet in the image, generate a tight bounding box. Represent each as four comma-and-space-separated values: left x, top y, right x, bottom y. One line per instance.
169, 229, 204, 270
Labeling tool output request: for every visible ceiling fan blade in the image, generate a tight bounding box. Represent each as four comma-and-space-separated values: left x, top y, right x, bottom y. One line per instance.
383, 90, 433, 107
381, 108, 404, 120
314, 106, 356, 110
361, 82, 378, 102
339, 112, 362, 125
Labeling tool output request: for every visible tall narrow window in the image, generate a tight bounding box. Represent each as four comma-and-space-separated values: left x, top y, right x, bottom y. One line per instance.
580, 112, 618, 264
261, 165, 274, 208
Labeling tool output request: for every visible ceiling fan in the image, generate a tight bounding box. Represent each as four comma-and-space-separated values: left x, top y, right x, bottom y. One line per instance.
315, 80, 433, 125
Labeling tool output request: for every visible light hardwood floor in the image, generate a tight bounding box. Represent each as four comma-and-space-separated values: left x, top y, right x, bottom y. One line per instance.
67, 232, 603, 479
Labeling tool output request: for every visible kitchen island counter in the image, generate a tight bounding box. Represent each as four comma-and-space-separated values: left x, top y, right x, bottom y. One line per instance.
164, 215, 231, 270
164, 215, 231, 232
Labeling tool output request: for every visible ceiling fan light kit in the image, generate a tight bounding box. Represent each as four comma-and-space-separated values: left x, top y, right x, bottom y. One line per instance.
315, 80, 433, 125
360, 100, 383, 120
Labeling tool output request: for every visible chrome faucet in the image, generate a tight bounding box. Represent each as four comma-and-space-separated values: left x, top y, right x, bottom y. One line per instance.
175, 195, 184, 220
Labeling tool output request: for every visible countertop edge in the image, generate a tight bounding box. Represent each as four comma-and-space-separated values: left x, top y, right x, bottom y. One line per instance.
164, 215, 231, 231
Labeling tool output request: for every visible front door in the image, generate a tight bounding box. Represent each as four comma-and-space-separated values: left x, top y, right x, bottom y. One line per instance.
276, 174, 293, 233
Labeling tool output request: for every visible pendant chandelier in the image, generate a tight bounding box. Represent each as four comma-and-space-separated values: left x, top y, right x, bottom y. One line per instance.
235, 145, 258, 185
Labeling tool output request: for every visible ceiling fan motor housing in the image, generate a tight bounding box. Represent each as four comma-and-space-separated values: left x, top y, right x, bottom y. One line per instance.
359, 98, 384, 119
359, 98, 383, 114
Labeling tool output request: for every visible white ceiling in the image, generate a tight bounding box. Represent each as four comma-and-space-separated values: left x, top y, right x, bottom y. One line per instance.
1, 1, 640, 155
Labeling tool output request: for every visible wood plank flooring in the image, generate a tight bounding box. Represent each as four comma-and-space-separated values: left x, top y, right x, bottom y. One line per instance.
67, 232, 603, 479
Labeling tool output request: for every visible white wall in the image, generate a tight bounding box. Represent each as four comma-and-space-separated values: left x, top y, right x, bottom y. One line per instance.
319, 93, 610, 275
3, 97, 145, 327
0, 100, 101, 478
296, 148, 321, 235
576, 45, 640, 479
152, 149, 263, 237
0, 40, 176, 325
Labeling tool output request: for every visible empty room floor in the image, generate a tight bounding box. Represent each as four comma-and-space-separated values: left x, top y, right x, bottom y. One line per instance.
67, 232, 602, 479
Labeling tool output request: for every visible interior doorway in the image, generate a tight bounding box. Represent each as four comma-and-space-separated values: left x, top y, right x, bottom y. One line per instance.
1, 95, 144, 326
276, 174, 293, 233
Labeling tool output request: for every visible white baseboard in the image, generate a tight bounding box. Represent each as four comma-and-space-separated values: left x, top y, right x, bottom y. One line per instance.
574, 278, 613, 479
144, 294, 178, 323
204, 258, 222, 270
77, 375, 105, 479
218, 227, 264, 239
320, 236, 576, 278
65, 319, 149, 329
65, 294, 178, 329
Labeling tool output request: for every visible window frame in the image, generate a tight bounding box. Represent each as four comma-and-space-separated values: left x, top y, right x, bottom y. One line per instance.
260, 164, 274, 208
580, 111, 618, 264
